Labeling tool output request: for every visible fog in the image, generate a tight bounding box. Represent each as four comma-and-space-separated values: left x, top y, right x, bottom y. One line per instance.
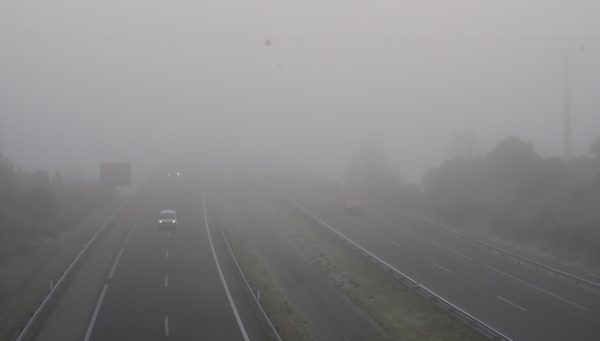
2, 0, 600, 181
5, 3, 600, 340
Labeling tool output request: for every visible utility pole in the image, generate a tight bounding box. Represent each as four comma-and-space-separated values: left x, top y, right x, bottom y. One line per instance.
562, 45, 584, 161
563, 51, 573, 161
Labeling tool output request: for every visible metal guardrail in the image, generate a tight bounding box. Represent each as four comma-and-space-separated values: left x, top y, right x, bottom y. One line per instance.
14, 199, 132, 341
396, 208, 600, 292
276, 190, 512, 341
221, 228, 284, 341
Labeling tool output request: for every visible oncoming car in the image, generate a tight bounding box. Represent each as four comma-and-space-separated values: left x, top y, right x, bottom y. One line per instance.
158, 210, 178, 230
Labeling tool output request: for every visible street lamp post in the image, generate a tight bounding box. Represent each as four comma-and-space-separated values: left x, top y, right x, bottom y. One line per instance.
563, 51, 573, 161
562, 44, 584, 161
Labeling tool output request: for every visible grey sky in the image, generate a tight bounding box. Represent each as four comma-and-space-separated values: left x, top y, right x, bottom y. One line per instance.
1, 0, 600, 181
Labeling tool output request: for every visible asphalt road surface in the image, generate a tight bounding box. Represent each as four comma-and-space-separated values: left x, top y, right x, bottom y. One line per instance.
34, 175, 269, 341
273, 172, 600, 341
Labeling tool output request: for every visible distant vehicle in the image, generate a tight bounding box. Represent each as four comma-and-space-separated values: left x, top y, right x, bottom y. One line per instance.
158, 210, 178, 230
166, 171, 181, 177
343, 200, 364, 215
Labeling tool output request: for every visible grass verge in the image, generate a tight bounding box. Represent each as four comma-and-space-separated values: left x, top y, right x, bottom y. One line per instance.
226, 226, 315, 341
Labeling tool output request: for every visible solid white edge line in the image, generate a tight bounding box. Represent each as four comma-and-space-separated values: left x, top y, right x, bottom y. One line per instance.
221, 227, 284, 341
83, 284, 109, 341
124, 216, 141, 245
202, 182, 250, 341
164, 315, 169, 337
107, 248, 124, 279
485, 265, 588, 311
497, 296, 527, 312
432, 262, 451, 273
15, 199, 132, 341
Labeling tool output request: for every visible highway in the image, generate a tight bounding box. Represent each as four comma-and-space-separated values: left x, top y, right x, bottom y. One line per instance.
27, 168, 600, 341
272, 172, 600, 341
33, 174, 269, 341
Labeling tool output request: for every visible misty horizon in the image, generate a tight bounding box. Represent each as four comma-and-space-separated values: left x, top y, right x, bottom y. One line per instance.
4, 2, 600, 341
2, 1, 600, 181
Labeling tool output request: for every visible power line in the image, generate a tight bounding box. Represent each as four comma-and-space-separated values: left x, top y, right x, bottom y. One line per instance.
2, 31, 600, 45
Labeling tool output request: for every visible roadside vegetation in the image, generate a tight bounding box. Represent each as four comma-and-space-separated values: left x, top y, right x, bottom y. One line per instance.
346, 135, 600, 266
0, 149, 117, 260
0, 148, 119, 339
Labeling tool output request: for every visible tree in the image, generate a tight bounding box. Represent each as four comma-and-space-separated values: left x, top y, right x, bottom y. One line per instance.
488, 136, 540, 181
489, 136, 538, 163
22, 186, 57, 219
52, 171, 65, 187
0, 147, 16, 202
31, 169, 50, 187
423, 157, 485, 225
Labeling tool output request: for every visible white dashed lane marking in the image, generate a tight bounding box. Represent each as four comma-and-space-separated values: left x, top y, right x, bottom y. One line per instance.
164, 316, 170, 337
486, 265, 588, 311
497, 296, 527, 312
381, 217, 474, 261
416, 234, 475, 262
432, 262, 451, 273
390, 241, 402, 248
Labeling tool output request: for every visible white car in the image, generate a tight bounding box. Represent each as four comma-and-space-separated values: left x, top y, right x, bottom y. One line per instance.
158, 210, 178, 230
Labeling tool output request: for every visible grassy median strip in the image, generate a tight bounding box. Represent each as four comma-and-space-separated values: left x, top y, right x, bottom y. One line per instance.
225, 229, 315, 341
225, 188, 485, 341
283, 219, 484, 341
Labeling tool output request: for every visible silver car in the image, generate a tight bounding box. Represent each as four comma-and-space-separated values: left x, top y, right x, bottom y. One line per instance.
158, 210, 178, 230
